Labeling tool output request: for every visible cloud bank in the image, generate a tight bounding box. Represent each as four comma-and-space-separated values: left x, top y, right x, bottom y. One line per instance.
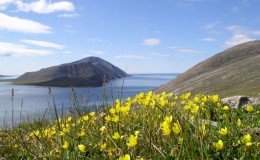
0, 13, 51, 34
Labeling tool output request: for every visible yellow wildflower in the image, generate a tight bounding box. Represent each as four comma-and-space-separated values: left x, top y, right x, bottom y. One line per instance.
181, 92, 191, 100
99, 143, 107, 150
245, 105, 254, 112
119, 154, 131, 160
246, 142, 252, 147
193, 97, 199, 103
184, 105, 190, 111
112, 132, 121, 140
219, 127, 228, 135
211, 95, 219, 103
89, 112, 95, 116
105, 115, 111, 122
66, 116, 72, 122
172, 122, 181, 134
78, 130, 86, 137
200, 125, 206, 136
135, 131, 140, 137
217, 103, 222, 108
78, 144, 86, 152
34, 130, 40, 137
161, 124, 171, 135
190, 105, 199, 113
223, 106, 229, 111
109, 108, 116, 114
201, 96, 207, 102
241, 134, 251, 143
100, 126, 106, 132
77, 119, 82, 124
165, 116, 172, 123
181, 100, 186, 105
82, 115, 89, 121
127, 135, 137, 147
62, 141, 69, 149
112, 115, 119, 122
237, 118, 242, 127
178, 137, 183, 144
213, 140, 224, 151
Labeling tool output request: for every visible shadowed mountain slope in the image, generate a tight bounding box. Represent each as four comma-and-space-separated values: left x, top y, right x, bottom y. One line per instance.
155, 41, 260, 97
14, 56, 127, 87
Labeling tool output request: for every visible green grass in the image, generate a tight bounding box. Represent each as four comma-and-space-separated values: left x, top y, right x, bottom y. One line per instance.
0, 92, 259, 159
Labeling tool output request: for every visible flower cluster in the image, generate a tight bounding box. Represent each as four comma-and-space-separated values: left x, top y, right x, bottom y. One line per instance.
1, 92, 259, 159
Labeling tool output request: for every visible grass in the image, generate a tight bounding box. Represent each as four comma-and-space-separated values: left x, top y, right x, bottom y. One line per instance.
0, 91, 259, 159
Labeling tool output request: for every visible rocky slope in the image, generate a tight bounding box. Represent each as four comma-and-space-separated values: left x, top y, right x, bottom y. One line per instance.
14, 56, 127, 87
155, 41, 260, 97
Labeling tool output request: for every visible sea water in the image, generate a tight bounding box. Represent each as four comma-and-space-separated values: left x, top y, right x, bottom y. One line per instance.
0, 73, 178, 128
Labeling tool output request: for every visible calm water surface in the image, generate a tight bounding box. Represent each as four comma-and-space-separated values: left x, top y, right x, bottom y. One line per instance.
0, 73, 178, 127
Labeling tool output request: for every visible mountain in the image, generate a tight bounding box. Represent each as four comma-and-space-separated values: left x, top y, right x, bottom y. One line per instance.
155, 41, 260, 97
14, 56, 128, 87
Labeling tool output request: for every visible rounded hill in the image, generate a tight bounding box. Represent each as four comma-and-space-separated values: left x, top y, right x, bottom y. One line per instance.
14, 56, 128, 87
155, 41, 260, 97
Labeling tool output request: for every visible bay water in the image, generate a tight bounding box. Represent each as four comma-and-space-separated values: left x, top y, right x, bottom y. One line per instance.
0, 73, 178, 128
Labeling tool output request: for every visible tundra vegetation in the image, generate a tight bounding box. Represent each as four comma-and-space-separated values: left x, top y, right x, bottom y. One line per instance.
0, 90, 259, 159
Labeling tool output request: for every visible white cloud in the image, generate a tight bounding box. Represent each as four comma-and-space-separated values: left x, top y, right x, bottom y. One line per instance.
232, 0, 250, 13
16, 0, 75, 14
88, 38, 104, 42
0, 42, 53, 57
64, 51, 71, 54
0, 13, 51, 34
0, 0, 75, 14
202, 21, 219, 30
83, 50, 104, 57
149, 53, 170, 57
20, 39, 65, 49
199, 37, 216, 42
225, 34, 254, 47
115, 55, 151, 59
63, 29, 76, 33
0, 0, 15, 4
225, 25, 260, 47
0, 0, 15, 10
82, 54, 92, 57
170, 45, 203, 53
58, 13, 79, 18
176, 49, 202, 54
252, 31, 260, 36
168, 46, 180, 49
207, 30, 223, 35
226, 25, 243, 32
87, 50, 104, 54
143, 38, 160, 46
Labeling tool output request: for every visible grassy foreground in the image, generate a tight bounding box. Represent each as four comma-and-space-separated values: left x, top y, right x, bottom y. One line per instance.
0, 91, 259, 159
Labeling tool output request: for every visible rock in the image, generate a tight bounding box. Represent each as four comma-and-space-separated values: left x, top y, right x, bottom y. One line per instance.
221, 96, 260, 109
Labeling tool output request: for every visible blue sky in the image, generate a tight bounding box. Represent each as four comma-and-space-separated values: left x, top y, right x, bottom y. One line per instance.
0, 0, 260, 75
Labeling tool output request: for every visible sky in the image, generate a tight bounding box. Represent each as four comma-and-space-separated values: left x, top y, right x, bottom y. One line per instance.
0, 0, 260, 75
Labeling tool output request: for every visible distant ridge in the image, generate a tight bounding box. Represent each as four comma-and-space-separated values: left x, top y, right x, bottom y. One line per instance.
155, 41, 260, 97
14, 56, 128, 87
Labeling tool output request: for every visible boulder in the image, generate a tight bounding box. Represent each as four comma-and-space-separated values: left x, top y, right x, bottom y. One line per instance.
221, 96, 260, 109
